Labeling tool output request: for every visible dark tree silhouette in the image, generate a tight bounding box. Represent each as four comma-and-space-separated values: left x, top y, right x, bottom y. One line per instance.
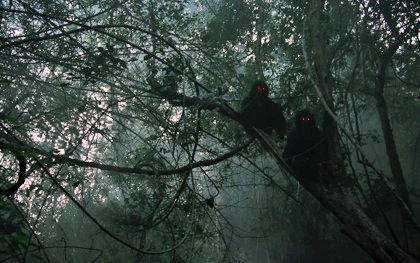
0, 153, 26, 196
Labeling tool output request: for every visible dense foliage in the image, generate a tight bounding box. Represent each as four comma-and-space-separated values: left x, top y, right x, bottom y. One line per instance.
0, 0, 418, 262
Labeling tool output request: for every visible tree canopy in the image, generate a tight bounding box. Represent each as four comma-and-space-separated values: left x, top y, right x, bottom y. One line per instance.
0, 0, 419, 262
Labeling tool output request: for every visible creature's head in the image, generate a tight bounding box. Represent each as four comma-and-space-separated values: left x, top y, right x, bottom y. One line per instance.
295, 109, 316, 128
249, 80, 269, 98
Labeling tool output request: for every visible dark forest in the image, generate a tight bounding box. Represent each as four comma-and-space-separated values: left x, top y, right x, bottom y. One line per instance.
0, 0, 419, 262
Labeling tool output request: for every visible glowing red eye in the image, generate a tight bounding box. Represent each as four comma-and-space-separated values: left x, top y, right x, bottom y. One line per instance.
257, 86, 261, 90
301, 117, 305, 121
307, 117, 310, 121
262, 87, 266, 90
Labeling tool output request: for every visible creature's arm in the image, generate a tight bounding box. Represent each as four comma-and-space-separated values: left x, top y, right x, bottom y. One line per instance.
240, 96, 252, 112
283, 130, 298, 159
268, 101, 286, 137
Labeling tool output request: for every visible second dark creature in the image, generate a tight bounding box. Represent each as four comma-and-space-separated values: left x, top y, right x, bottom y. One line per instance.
283, 109, 325, 179
241, 80, 286, 137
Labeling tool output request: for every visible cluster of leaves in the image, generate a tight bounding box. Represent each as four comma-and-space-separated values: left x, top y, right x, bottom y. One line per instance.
0, 0, 418, 262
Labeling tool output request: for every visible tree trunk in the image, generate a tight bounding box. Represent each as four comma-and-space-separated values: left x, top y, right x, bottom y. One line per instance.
375, 49, 420, 258
294, 0, 420, 261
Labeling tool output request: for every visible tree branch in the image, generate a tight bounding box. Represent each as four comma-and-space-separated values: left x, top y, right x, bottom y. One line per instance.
0, 139, 251, 176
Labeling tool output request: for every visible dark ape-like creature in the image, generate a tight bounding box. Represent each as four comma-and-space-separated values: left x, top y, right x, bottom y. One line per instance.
283, 109, 325, 179
241, 80, 286, 137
